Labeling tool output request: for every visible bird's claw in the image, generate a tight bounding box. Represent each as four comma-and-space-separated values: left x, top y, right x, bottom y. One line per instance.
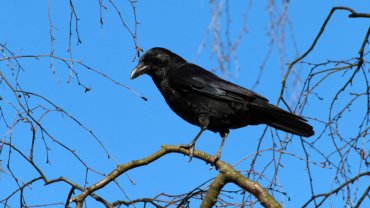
210, 153, 220, 164
188, 147, 195, 162
180, 143, 195, 162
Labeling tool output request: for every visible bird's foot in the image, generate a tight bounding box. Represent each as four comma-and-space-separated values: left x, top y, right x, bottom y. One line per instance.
207, 154, 220, 171
210, 152, 221, 165
180, 143, 195, 162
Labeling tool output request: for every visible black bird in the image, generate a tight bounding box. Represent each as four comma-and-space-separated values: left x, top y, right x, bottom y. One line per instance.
130, 47, 314, 161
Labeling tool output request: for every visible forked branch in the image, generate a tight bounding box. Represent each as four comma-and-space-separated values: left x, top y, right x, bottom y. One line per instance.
278, 6, 370, 104
71, 145, 281, 208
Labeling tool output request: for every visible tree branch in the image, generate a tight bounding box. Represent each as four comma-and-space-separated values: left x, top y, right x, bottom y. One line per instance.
302, 172, 370, 207
71, 145, 281, 208
201, 173, 227, 207
278, 6, 370, 104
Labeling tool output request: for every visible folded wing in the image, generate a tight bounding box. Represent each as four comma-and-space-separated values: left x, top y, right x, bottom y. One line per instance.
170, 63, 268, 103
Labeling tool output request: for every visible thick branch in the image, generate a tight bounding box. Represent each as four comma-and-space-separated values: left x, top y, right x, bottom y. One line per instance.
201, 173, 227, 207
72, 145, 281, 208
224, 168, 281, 208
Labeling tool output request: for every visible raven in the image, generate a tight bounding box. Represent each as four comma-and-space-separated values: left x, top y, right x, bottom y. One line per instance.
130, 47, 314, 161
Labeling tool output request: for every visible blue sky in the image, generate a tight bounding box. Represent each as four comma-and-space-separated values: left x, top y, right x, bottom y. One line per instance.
1, 1, 369, 207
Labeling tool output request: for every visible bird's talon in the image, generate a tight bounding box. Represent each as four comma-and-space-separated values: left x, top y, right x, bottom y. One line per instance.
188, 147, 194, 162
180, 143, 195, 162
211, 154, 220, 164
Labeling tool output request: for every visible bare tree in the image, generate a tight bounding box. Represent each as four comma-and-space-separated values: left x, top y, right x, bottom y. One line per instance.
1, 1, 369, 207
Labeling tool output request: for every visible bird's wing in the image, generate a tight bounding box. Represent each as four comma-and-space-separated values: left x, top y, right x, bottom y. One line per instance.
169, 63, 268, 103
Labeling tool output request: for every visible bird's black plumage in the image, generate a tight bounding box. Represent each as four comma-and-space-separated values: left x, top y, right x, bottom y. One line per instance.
131, 47, 314, 160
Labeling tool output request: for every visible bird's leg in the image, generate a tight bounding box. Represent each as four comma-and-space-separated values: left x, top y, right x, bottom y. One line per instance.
180, 127, 206, 161
180, 116, 209, 162
212, 130, 229, 163
181, 127, 206, 148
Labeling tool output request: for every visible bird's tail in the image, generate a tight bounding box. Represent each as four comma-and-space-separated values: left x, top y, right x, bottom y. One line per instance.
250, 103, 314, 137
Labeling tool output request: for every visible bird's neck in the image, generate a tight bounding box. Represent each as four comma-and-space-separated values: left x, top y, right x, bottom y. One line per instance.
153, 76, 171, 96
149, 71, 176, 103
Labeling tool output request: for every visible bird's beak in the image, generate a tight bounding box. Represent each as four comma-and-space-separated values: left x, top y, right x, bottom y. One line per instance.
130, 62, 149, 80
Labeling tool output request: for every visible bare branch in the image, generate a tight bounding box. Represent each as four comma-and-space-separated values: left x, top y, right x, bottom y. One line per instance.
71, 145, 281, 208
278, 6, 370, 105
302, 172, 370, 207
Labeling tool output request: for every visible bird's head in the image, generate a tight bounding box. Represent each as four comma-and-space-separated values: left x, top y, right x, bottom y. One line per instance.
130, 47, 186, 80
